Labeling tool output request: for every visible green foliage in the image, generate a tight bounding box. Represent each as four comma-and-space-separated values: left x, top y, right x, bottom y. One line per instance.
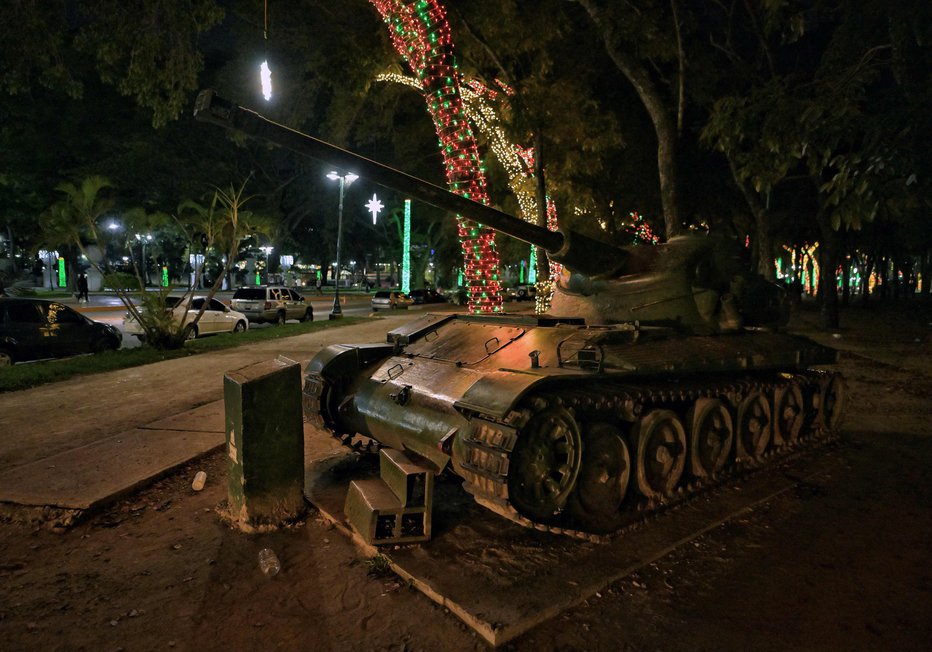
0, 1, 81, 97
41, 176, 115, 252
75, 0, 225, 127
133, 288, 193, 350
700, 0, 925, 238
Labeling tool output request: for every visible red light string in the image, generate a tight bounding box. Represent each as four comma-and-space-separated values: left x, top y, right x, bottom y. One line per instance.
369, 0, 503, 313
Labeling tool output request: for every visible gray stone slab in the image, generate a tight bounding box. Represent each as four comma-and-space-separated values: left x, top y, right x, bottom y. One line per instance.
307, 446, 843, 647
0, 428, 223, 510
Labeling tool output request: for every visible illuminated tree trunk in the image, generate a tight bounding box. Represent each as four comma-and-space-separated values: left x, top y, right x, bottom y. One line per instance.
369, 0, 503, 313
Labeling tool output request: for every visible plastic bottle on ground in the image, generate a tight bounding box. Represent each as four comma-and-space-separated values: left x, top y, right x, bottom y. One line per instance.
258, 548, 281, 577
191, 471, 207, 492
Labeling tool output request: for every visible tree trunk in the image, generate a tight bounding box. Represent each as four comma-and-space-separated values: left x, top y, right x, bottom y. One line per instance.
841, 258, 850, 307
577, 0, 682, 239
861, 253, 874, 306
920, 252, 931, 300
534, 131, 550, 312
726, 155, 774, 279
371, 0, 502, 312
878, 256, 889, 301
816, 213, 840, 329
4, 223, 15, 274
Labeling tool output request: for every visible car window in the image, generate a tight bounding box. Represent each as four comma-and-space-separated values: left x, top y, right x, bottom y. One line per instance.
288, 289, 302, 301
374, 291, 390, 299
190, 298, 206, 310
208, 298, 226, 311
233, 288, 264, 300
46, 303, 82, 324
6, 302, 45, 323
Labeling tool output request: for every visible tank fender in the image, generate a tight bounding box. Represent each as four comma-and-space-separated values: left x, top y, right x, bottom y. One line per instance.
453, 370, 548, 420
305, 343, 395, 381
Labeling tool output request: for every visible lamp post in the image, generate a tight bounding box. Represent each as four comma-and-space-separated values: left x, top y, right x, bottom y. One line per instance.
326, 171, 358, 319
260, 245, 274, 284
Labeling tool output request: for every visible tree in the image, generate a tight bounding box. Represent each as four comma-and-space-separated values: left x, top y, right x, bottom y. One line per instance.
574, 0, 687, 239
367, 0, 504, 313
701, 0, 930, 327
40, 175, 271, 349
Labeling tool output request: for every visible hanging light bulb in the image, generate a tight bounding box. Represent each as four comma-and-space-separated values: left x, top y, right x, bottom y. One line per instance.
260, 60, 272, 101
259, 0, 272, 101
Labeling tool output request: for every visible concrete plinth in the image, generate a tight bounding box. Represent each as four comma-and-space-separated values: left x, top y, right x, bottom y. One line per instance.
224, 356, 306, 529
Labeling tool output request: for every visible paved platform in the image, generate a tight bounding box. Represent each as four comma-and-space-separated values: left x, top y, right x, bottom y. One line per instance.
0, 401, 226, 510
306, 443, 845, 647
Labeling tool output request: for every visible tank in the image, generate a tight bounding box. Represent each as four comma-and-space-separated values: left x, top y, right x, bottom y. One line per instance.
194, 90, 845, 535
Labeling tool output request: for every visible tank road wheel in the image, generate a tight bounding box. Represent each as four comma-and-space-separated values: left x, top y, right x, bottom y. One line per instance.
632, 410, 687, 500
817, 374, 846, 434
772, 382, 805, 447
568, 423, 631, 532
686, 399, 734, 479
735, 391, 772, 462
508, 406, 582, 521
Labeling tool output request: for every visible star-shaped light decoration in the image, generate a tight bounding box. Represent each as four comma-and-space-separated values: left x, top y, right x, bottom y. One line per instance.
365, 193, 384, 224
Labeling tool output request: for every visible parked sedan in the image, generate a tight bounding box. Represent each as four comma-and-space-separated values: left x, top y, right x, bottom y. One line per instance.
370, 291, 413, 311
123, 296, 249, 342
0, 298, 122, 366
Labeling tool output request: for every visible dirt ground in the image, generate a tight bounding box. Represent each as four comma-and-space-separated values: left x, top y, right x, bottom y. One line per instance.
1, 301, 930, 651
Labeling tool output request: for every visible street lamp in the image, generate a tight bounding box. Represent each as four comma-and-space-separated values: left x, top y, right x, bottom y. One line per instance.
326, 171, 358, 318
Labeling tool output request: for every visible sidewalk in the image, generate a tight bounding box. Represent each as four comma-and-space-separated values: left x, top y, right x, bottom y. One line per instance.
0, 314, 416, 520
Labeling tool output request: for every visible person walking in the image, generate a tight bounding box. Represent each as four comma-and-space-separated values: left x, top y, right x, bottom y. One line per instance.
77, 273, 89, 302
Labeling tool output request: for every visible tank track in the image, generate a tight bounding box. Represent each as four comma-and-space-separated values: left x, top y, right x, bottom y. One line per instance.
456, 369, 845, 541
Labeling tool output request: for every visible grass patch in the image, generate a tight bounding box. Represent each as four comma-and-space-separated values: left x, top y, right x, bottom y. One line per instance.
0, 317, 367, 393
364, 555, 394, 578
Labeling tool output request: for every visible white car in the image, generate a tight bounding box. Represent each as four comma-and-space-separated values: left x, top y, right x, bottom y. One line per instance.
123, 296, 249, 341
370, 291, 413, 311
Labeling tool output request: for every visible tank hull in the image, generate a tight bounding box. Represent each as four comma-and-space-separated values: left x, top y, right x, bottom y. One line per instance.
304, 313, 844, 535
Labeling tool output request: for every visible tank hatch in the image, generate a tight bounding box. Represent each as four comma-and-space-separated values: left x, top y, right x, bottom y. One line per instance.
402, 321, 526, 365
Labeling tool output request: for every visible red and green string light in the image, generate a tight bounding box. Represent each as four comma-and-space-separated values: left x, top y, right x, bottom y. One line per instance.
370, 0, 502, 313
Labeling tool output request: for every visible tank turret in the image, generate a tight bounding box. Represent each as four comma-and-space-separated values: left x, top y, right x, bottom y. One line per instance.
195, 90, 844, 536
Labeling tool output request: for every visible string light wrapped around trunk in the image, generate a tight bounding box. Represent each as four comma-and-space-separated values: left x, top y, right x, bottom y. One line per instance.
369, 0, 502, 313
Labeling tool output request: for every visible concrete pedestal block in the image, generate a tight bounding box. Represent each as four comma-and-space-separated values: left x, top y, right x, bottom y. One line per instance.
224, 356, 306, 529
344, 448, 434, 545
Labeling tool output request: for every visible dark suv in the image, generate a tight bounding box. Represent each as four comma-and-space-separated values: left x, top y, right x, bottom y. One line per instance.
0, 298, 122, 366
230, 286, 313, 325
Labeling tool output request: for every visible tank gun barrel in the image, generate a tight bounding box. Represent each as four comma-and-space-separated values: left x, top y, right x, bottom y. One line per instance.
193, 89, 627, 277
